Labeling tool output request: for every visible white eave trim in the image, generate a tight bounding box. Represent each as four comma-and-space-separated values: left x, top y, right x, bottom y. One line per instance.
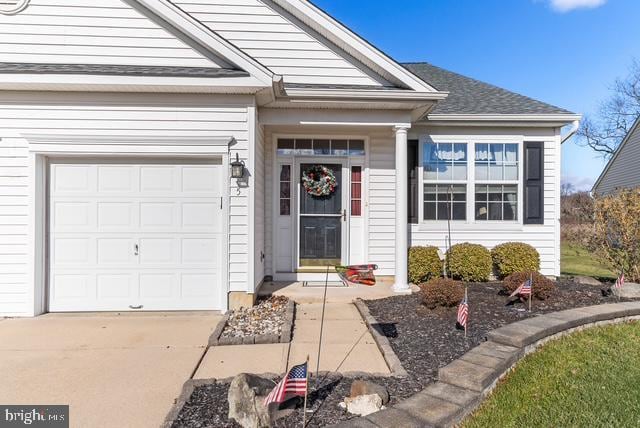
130, 0, 274, 86
426, 113, 582, 122
0, 73, 268, 94
282, 87, 448, 102
270, 0, 437, 93
592, 115, 640, 193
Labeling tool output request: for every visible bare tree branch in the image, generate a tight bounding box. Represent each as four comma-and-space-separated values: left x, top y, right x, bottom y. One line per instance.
577, 59, 640, 157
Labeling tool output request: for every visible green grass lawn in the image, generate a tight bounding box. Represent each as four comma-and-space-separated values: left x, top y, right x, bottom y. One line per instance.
561, 242, 615, 279
463, 322, 640, 428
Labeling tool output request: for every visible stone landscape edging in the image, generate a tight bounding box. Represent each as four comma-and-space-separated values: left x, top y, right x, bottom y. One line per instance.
354, 298, 408, 377
209, 299, 295, 346
334, 301, 640, 428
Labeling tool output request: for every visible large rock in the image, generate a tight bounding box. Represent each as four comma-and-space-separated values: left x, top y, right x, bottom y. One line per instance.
342, 394, 383, 416
227, 373, 275, 428
573, 276, 602, 286
613, 282, 640, 298
350, 380, 390, 405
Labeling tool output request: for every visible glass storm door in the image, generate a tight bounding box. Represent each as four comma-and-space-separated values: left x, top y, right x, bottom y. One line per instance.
298, 163, 345, 267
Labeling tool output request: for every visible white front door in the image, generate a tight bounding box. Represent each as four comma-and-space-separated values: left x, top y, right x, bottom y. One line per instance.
48, 159, 225, 312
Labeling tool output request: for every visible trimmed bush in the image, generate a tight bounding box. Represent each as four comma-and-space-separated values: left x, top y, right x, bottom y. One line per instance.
409, 246, 443, 284
447, 243, 492, 282
419, 277, 464, 309
503, 271, 556, 300
491, 242, 541, 279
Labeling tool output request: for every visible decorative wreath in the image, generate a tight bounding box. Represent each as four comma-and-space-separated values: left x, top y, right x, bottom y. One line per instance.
302, 165, 338, 197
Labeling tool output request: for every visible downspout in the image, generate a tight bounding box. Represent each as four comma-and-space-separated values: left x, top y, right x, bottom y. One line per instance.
561, 120, 580, 144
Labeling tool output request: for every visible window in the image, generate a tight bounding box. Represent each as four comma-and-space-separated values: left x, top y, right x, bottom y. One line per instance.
474, 143, 519, 221
424, 184, 467, 220
475, 143, 518, 181
277, 139, 365, 157
279, 165, 291, 215
351, 166, 362, 216
423, 143, 468, 221
475, 185, 518, 221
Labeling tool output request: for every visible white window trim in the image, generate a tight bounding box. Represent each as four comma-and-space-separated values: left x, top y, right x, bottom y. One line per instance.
417, 135, 524, 231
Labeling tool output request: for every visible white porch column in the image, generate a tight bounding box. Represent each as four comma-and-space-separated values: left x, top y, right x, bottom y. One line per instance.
393, 125, 411, 293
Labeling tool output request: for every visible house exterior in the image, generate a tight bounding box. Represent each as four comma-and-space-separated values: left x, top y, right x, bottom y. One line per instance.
0, 0, 580, 317
592, 116, 640, 195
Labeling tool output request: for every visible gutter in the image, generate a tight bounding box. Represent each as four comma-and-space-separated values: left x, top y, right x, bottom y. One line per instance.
561, 119, 581, 144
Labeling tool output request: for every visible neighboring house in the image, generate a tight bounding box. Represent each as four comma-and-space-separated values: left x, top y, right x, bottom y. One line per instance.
0, 0, 580, 317
592, 116, 640, 195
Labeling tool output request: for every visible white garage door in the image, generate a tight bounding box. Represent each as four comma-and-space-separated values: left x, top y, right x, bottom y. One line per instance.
48, 159, 225, 312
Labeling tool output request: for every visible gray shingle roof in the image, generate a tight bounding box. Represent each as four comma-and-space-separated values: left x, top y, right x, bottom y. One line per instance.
0, 63, 249, 78
403, 62, 574, 116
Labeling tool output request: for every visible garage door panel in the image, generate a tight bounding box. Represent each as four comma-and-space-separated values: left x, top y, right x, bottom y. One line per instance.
49, 160, 224, 312
97, 166, 137, 193
140, 202, 176, 228
97, 274, 135, 299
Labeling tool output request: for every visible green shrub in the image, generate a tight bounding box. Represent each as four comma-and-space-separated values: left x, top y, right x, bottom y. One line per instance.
409, 246, 443, 284
491, 242, 540, 279
503, 271, 556, 300
447, 243, 492, 282
419, 277, 464, 309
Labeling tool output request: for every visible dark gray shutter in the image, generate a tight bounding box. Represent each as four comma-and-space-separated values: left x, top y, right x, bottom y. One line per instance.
523, 142, 544, 225
408, 140, 419, 224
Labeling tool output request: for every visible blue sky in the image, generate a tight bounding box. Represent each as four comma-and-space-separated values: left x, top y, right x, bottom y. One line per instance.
313, 0, 640, 191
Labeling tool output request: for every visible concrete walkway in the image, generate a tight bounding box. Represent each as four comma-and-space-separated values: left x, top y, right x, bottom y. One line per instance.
194, 302, 390, 379
0, 312, 220, 428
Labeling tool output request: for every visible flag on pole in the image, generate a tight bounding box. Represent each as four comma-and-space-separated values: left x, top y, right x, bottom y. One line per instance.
456, 297, 469, 329
263, 362, 308, 406
614, 273, 625, 289
509, 278, 532, 298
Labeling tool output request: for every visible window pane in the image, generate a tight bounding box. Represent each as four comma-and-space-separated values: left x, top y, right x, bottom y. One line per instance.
280, 182, 290, 198
453, 143, 467, 161
424, 202, 436, 220
505, 144, 518, 162
475, 164, 488, 180
295, 139, 313, 155
280, 199, 290, 216
504, 164, 518, 180
452, 203, 466, 220
490, 144, 503, 162
349, 140, 365, 156
475, 203, 488, 220
504, 202, 517, 220
331, 140, 348, 156
453, 163, 467, 180
489, 163, 503, 180
424, 143, 437, 163
437, 143, 453, 161
280, 165, 291, 181
277, 139, 294, 155
439, 163, 453, 180
475, 144, 488, 161
424, 185, 437, 201
351, 200, 362, 216
488, 203, 502, 220
313, 139, 330, 155
488, 185, 503, 202
424, 163, 437, 180
437, 202, 449, 220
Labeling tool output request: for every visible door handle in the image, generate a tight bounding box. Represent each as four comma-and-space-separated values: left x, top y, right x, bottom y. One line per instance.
134, 244, 139, 256
129, 305, 143, 310
343, 209, 347, 222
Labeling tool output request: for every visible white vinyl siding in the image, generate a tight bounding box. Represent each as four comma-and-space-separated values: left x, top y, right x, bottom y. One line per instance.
0, 0, 223, 67
593, 122, 640, 195
174, 0, 390, 86
0, 92, 251, 316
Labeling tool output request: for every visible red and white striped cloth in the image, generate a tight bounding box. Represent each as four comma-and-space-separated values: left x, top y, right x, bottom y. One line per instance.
614, 273, 625, 289
263, 362, 308, 406
457, 297, 468, 329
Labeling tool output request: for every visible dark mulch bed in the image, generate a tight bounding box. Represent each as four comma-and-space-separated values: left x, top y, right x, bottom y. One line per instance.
172, 279, 628, 427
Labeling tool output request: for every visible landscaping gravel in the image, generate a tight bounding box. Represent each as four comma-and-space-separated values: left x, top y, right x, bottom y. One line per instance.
221, 296, 289, 338
171, 279, 629, 427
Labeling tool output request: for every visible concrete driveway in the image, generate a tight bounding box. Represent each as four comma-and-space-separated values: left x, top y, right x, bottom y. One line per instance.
0, 312, 220, 428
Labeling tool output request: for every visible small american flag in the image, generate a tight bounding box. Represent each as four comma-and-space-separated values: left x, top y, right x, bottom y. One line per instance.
614, 273, 625, 289
457, 297, 469, 329
510, 278, 532, 298
263, 362, 308, 406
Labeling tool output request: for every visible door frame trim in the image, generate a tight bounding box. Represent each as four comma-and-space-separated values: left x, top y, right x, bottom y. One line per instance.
26, 139, 231, 315
270, 133, 370, 279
